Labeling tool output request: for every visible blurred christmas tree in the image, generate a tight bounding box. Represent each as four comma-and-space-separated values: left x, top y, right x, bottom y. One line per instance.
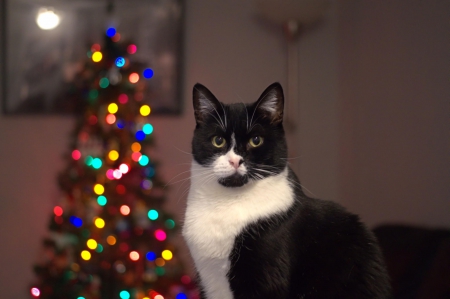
30, 27, 197, 299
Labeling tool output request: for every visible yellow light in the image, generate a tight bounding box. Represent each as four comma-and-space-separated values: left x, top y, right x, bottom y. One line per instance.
95, 217, 105, 228
93, 184, 104, 195
107, 235, 116, 245
92, 51, 103, 62
81, 250, 91, 260
155, 258, 165, 267
87, 239, 98, 250
108, 150, 119, 161
108, 103, 118, 114
161, 250, 173, 261
140, 105, 151, 116
131, 142, 141, 152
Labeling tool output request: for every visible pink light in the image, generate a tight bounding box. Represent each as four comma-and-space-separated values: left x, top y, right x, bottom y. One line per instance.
119, 163, 129, 174
106, 169, 115, 180
113, 169, 123, 179
31, 287, 40, 297
118, 94, 128, 104
127, 44, 137, 54
72, 150, 81, 160
154, 229, 167, 241
120, 205, 130, 216
131, 152, 142, 162
106, 114, 116, 125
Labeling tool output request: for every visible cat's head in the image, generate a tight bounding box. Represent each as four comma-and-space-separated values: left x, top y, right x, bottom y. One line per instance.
191, 83, 288, 188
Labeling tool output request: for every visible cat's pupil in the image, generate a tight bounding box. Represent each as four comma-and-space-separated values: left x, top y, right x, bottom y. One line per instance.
212, 136, 226, 148
250, 136, 263, 147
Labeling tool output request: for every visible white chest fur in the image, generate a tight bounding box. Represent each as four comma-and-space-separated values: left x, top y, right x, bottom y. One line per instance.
182, 162, 295, 299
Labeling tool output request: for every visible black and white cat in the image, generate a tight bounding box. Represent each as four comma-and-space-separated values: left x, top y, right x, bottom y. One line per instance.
182, 83, 391, 299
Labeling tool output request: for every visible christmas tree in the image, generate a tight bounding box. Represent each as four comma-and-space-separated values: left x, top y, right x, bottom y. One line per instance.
30, 27, 197, 299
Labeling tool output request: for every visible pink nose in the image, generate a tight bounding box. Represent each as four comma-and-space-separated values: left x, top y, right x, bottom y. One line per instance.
229, 158, 243, 169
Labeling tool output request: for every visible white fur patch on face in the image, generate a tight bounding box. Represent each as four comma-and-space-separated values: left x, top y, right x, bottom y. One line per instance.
182, 161, 294, 299
213, 135, 247, 178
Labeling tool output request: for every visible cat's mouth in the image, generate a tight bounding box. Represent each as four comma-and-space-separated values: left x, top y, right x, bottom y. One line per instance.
218, 173, 249, 188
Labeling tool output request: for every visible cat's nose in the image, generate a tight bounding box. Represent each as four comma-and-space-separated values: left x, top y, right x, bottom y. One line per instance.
229, 158, 243, 169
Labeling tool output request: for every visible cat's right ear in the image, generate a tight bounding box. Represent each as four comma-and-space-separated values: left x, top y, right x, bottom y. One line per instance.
193, 83, 222, 125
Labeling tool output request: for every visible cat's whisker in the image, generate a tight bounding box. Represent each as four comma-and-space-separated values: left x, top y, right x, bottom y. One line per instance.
173, 146, 193, 156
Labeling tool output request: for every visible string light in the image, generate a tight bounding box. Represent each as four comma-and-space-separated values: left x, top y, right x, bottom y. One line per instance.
135, 131, 146, 141
81, 250, 91, 260
99, 77, 110, 88
120, 205, 130, 216
106, 114, 116, 124
162, 250, 173, 261
92, 51, 103, 62
127, 44, 137, 54
92, 158, 102, 169
119, 163, 129, 173
143, 124, 154, 135
106, 27, 116, 37
131, 142, 141, 152
129, 73, 139, 84
106, 169, 115, 180
93, 184, 104, 195
176, 294, 188, 299
146, 251, 156, 261
108, 103, 119, 114
72, 149, 81, 160
87, 239, 98, 250
139, 155, 150, 166
31, 287, 40, 297
140, 105, 151, 116
36, 8, 60, 30
108, 150, 119, 161
155, 295, 164, 299
107, 235, 117, 245
115, 57, 125, 68
113, 169, 122, 179
70, 216, 83, 228
118, 94, 128, 104
148, 209, 158, 220
154, 229, 166, 241
54, 206, 63, 216
143, 68, 154, 79
131, 152, 142, 162
97, 195, 107, 206
120, 290, 131, 299
95, 217, 105, 228
129, 251, 140, 261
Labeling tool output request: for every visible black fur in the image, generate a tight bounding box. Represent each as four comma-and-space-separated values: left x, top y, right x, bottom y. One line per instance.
191, 83, 391, 299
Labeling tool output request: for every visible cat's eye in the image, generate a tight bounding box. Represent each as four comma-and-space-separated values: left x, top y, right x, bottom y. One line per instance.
212, 136, 226, 148
249, 136, 264, 148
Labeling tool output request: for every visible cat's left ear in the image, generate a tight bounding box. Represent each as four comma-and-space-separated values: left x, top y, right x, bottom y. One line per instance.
254, 82, 284, 124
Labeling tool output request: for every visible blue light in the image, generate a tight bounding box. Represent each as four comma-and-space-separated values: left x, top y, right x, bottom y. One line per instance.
69, 216, 83, 228
146, 251, 156, 261
116, 120, 125, 129
119, 290, 130, 299
135, 130, 145, 141
139, 155, 150, 166
143, 68, 154, 79
143, 124, 154, 135
115, 57, 125, 68
144, 167, 155, 178
106, 27, 116, 37
176, 293, 188, 299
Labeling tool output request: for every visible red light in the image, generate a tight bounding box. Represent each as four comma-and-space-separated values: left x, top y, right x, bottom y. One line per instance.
116, 184, 126, 195
131, 152, 142, 162
72, 150, 81, 160
106, 114, 116, 124
181, 275, 191, 284
119, 242, 129, 252
53, 206, 63, 216
91, 44, 101, 52
118, 94, 128, 104
88, 115, 97, 125
112, 33, 121, 42
127, 44, 137, 54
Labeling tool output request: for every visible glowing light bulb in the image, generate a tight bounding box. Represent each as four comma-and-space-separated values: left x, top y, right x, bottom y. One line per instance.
95, 217, 105, 228
92, 51, 103, 62
87, 239, 98, 250
139, 155, 150, 166
31, 287, 40, 297
155, 258, 165, 267
155, 229, 166, 241
106, 114, 116, 124
106, 27, 116, 37
107, 235, 117, 245
143, 68, 154, 79
129, 73, 139, 84
97, 195, 107, 206
120, 290, 130, 299
36, 8, 60, 30
120, 205, 130, 216
146, 251, 156, 261
127, 44, 137, 54
131, 142, 141, 152
148, 209, 158, 220
129, 251, 140, 261
108, 150, 119, 161
81, 250, 91, 260
119, 163, 129, 174
53, 206, 63, 216
113, 169, 122, 179
93, 184, 104, 195
99, 78, 109, 88
143, 123, 154, 135
131, 152, 142, 162
176, 294, 188, 299
118, 94, 128, 104
140, 105, 151, 116
108, 103, 118, 114
162, 250, 173, 260
106, 169, 115, 180
115, 57, 125, 68
72, 149, 81, 160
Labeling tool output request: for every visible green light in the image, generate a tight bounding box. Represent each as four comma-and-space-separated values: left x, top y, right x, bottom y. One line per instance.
97, 195, 107, 206
77, 297, 86, 299
143, 124, 154, 135
81, 229, 90, 238
138, 155, 149, 166
85, 156, 93, 166
92, 158, 102, 169
99, 78, 110, 89
155, 266, 165, 276
148, 209, 159, 220
120, 290, 130, 299
89, 89, 99, 100
165, 219, 175, 229
86, 51, 92, 58
95, 244, 104, 253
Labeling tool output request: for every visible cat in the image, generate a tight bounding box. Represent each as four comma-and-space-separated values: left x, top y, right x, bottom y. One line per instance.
182, 82, 391, 299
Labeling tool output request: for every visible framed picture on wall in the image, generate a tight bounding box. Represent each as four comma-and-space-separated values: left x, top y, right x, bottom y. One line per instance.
1, 0, 184, 115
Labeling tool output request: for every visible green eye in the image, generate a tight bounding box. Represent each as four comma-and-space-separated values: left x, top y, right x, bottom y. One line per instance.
249, 136, 264, 148
212, 136, 226, 148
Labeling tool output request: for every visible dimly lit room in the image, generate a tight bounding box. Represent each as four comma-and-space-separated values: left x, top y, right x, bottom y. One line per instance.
0, 0, 449, 298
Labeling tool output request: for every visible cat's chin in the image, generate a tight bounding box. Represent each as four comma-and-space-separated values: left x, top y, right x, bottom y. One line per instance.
218, 174, 249, 188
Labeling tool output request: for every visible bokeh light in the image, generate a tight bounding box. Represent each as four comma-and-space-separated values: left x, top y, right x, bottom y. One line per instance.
131, 152, 142, 162
106, 27, 116, 37
120, 205, 130, 216
70, 216, 83, 228
97, 195, 107, 206
140, 105, 151, 116
92, 158, 102, 169
129, 251, 140, 261
139, 155, 150, 166
81, 250, 91, 260
143, 124, 154, 135
53, 206, 63, 216
72, 149, 81, 160
119, 163, 129, 173
146, 251, 156, 261
162, 250, 173, 261
129, 73, 139, 84
99, 77, 109, 88
165, 219, 175, 229
127, 44, 137, 54
176, 293, 188, 299
155, 258, 165, 267
118, 94, 128, 104
120, 290, 130, 299
92, 51, 103, 62
148, 209, 158, 220
143, 68, 154, 79
108, 103, 119, 114
93, 184, 104, 195
113, 169, 122, 179
108, 150, 119, 161
106, 169, 115, 180
106, 114, 116, 125
154, 229, 166, 241
131, 142, 141, 152
87, 239, 98, 250
135, 131, 146, 141
107, 235, 117, 245
31, 287, 40, 297
95, 217, 105, 228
